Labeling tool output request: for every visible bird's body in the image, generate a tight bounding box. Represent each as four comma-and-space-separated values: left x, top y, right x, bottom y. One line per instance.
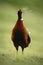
11, 9, 31, 52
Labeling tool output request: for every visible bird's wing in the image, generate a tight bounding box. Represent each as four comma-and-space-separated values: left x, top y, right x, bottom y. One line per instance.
28, 34, 31, 43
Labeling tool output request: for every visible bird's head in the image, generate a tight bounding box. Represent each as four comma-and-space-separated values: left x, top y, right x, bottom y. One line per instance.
17, 9, 22, 15
17, 9, 23, 20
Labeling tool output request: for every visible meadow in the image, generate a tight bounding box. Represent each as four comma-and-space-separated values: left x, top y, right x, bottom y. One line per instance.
0, 0, 43, 65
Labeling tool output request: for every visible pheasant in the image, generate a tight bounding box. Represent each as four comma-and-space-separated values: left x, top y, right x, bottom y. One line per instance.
11, 9, 31, 52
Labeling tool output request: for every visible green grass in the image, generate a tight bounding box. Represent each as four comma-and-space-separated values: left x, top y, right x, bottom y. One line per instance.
0, 2, 43, 65
0, 0, 43, 13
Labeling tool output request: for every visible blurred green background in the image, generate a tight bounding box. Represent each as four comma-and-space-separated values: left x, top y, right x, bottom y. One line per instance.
0, 0, 43, 65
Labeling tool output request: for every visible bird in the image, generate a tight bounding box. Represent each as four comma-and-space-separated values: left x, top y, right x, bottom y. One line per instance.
11, 9, 31, 53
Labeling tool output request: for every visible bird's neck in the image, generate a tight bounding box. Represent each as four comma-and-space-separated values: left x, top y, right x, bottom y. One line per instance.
18, 17, 23, 21
18, 17, 21, 20
18, 14, 23, 21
